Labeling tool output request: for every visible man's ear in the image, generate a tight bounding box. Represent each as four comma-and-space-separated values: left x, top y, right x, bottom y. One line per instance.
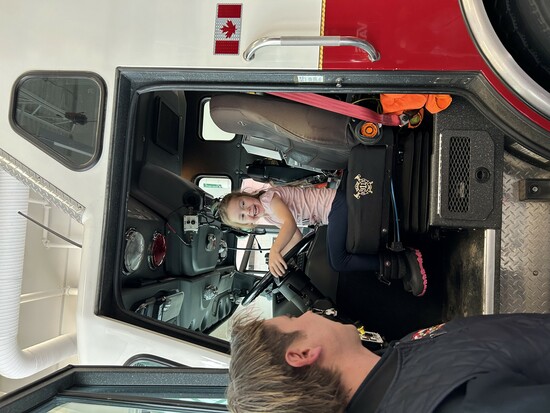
285, 346, 322, 368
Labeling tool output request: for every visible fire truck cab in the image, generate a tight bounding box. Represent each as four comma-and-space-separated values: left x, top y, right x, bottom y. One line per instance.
1, 0, 549, 409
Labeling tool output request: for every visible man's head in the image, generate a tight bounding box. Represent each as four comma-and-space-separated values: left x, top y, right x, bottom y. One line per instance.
227, 312, 351, 413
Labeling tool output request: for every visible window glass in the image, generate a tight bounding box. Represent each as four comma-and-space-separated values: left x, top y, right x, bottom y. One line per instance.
12, 73, 104, 169
201, 99, 235, 141
44, 400, 226, 412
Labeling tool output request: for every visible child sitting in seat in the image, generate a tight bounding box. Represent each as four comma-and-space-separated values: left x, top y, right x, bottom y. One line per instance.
217, 185, 427, 296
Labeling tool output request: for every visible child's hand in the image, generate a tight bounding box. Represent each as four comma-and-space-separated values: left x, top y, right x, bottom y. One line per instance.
269, 250, 288, 277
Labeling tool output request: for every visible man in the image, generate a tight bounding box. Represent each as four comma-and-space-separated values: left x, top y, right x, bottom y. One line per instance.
227, 311, 550, 413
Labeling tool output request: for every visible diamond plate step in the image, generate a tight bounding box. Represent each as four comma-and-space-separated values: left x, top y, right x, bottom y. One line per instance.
500, 153, 550, 313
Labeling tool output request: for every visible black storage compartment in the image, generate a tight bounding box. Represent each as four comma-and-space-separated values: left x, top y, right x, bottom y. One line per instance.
430, 97, 504, 228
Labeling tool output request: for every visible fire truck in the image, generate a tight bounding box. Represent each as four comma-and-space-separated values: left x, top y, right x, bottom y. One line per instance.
1, 0, 549, 409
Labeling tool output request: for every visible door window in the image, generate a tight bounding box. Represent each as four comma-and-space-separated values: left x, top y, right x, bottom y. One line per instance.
11, 72, 105, 169
200, 98, 235, 141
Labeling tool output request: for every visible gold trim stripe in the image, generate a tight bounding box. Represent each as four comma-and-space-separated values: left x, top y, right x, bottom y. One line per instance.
319, 0, 326, 69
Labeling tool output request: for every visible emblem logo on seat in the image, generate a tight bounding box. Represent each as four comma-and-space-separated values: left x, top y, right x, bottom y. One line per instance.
353, 174, 374, 199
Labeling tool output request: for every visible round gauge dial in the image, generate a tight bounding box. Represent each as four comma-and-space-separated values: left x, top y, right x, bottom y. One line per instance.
123, 228, 145, 274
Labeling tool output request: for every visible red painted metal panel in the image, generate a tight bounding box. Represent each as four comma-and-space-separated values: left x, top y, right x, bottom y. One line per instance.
323, 0, 479, 70
322, 0, 550, 130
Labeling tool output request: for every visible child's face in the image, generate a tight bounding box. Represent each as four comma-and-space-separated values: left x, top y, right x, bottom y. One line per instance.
227, 195, 265, 226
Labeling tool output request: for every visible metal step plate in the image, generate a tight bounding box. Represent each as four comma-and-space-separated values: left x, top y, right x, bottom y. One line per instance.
500, 153, 550, 313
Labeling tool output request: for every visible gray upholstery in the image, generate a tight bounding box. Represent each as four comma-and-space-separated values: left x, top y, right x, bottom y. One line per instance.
210, 93, 357, 169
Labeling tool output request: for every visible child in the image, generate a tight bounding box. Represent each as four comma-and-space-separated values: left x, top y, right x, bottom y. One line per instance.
218, 185, 427, 296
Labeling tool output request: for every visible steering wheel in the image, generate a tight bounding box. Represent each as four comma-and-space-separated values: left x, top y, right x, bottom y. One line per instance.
241, 230, 317, 306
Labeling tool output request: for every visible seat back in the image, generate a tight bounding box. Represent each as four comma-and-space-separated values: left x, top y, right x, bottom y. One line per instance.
210, 93, 357, 169
346, 141, 393, 254
345, 129, 430, 254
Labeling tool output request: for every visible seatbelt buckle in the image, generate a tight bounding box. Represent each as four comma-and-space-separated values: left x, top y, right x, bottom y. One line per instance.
398, 113, 410, 127
357, 326, 385, 344
388, 241, 404, 253
312, 307, 338, 317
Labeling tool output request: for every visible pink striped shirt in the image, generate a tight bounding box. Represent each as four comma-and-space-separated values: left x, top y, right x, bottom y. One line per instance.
259, 186, 336, 227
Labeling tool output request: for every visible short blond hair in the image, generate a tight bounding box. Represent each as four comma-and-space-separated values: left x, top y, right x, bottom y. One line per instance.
227, 314, 347, 413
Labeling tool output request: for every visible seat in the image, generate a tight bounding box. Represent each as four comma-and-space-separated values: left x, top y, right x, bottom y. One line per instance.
346, 142, 394, 254
210, 93, 401, 256
210, 93, 430, 268
210, 93, 357, 170
345, 129, 430, 251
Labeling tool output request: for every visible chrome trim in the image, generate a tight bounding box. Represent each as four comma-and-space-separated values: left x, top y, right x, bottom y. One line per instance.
243, 36, 380, 62
483, 229, 496, 314
0, 149, 85, 223
461, 0, 550, 118
437, 133, 443, 216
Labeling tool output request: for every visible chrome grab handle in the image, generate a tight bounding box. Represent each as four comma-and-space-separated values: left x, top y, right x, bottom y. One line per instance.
243, 36, 380, 62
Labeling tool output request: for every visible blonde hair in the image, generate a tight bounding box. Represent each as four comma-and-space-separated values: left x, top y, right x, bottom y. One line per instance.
218, 191, 262, 230
227, 314, 347, 413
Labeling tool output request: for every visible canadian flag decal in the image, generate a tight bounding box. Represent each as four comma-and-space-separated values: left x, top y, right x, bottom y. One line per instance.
214, 4, 242, 55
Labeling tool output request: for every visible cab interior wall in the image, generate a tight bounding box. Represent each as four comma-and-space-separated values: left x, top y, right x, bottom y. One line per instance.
102, 70, 516, 347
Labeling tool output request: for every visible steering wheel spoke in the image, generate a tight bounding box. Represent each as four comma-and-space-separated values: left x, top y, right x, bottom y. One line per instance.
241, 231, 316, 306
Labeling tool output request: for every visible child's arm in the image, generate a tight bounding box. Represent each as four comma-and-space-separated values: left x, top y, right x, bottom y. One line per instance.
268, 194, 301, 277
280, 228, 303, 256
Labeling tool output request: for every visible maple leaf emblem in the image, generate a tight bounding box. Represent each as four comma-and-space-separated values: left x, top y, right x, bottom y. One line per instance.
220, 20, 237, 38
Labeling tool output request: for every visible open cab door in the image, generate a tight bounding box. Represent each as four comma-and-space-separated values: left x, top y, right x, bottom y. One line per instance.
0, 364, 228, 412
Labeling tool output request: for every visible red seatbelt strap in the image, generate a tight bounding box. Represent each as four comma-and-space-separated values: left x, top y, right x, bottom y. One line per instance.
267, 92, 408, 127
